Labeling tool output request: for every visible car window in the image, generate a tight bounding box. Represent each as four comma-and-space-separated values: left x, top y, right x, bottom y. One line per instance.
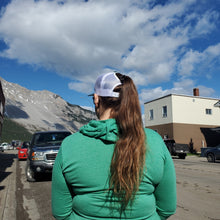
164, 140, 175, 144
21, 142, 30, 149
33, 132, 71, 147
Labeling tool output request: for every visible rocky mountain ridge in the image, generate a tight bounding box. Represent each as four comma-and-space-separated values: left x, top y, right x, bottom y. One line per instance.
1, 77, 96, 133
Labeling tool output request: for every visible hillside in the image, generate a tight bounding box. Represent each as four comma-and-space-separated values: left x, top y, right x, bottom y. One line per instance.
1, 117, 32, 143
0, 77, 96, 135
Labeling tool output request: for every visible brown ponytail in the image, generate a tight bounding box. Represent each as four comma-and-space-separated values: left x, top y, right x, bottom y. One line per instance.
99, 73, 146, 211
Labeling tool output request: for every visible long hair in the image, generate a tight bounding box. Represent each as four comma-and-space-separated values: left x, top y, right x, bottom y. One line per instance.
99, 73, 146, 211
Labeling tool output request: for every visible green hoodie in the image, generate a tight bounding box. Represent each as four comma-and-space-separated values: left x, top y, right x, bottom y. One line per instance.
52, 119, 176, 220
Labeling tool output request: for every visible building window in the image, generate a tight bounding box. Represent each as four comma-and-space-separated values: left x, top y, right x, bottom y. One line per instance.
205, 108, 212, 115
149, 109, 154, 120
162, 106, 167, 118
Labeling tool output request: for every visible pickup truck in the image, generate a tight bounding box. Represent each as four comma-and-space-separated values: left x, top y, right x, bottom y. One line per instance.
26, 130, 71, 182
164, 139, 189, 159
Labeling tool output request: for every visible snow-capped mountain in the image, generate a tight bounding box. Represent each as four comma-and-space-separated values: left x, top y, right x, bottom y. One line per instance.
1, 77, 96, 133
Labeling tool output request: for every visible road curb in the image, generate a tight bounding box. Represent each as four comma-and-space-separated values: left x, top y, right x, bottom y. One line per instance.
0, 151, 17, 220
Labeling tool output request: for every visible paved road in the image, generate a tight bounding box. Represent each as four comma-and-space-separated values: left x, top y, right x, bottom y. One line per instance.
16, 157, 53, 220
170, 156, 220, 220
1, 151, 220, 220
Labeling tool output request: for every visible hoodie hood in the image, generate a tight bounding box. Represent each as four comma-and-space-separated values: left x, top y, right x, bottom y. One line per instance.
79, 118, 118, 143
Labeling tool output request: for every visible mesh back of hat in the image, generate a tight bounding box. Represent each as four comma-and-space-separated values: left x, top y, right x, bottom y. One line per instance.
94, 72, 122, 97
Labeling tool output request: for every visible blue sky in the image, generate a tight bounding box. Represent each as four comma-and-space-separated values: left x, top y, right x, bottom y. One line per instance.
0, 0, 220, 112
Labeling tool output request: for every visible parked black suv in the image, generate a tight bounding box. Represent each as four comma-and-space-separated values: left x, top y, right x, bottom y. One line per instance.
164, 139, 189, 159
26, 130, 71, 182
205, 144, 220, 163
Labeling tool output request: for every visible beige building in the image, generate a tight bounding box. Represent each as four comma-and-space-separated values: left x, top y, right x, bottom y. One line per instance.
144, 89, 220, 152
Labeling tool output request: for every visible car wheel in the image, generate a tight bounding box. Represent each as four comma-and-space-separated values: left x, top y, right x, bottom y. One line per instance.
26, 162, 36, 182
167, 146, 172, 154
206, 153, 215, 163
179, 154, 186, 159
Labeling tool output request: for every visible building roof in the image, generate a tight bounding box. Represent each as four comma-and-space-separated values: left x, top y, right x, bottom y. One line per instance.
144, 93, 220, 105
214, 100, 220, 107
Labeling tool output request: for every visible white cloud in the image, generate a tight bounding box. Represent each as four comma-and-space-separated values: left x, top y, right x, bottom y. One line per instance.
0, 0, 128, 81
0, 0, 219, 98
197, 85, 215, 97
193, 11, 219, 36
178, 43, 220, 77
0, 0, 193, 79
205, 43, 220, 56
139, 87, 169, 104
68, 81, 93, 94
127, 71, 147, 86
173, 79, 215, 98
178, 50, 203, 77
139, 78, 215, 103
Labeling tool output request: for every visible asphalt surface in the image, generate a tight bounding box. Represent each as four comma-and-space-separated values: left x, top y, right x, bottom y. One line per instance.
0, 150, 17, 220
1, 150, 219, 220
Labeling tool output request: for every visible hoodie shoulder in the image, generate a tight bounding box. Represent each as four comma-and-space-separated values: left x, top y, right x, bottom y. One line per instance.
144, 128, 166, 152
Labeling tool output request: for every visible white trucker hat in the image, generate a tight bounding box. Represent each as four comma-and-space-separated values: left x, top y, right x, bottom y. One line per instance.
92, 72, 122, 97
